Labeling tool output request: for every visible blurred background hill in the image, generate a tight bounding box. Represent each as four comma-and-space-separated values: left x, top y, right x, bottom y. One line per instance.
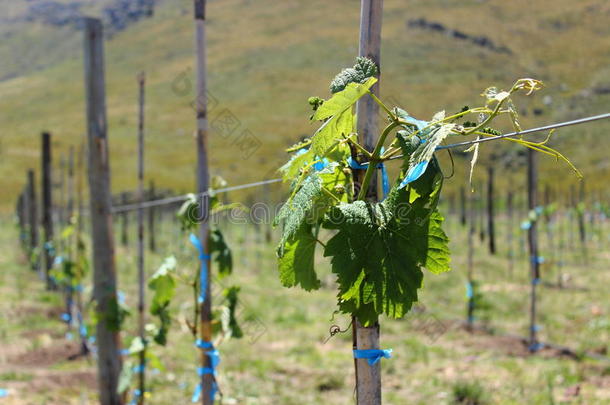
1, 0, 609, 211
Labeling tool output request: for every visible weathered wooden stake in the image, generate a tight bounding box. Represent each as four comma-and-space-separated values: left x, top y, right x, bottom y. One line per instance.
136, 71, 147, 405
577, 180, 587, 263
460, 186, 467, 226
466, 189, 475, 330
148, 181, 156, 252
16, 189, 27, 251
526, 149, 540, 352
486, 166, 496, 255
75, 142, 90, 356
506, 189, 514, 277
41, 131, 55, 289
26, 169, 39, 267
353, 1, 383, 404
83, 17, 123, 405
121, 192, 129, 246
193, 2, 214, 404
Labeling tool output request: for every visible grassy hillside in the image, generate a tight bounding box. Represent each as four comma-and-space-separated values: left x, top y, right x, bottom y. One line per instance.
1, 0, 609, 211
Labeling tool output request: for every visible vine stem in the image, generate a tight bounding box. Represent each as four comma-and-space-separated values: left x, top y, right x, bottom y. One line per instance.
356, 120, 400, 201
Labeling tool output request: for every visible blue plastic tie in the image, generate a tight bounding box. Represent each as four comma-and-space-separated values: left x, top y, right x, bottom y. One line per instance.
529, 342, 545, 352
531, 256, 545, 265
353, 349, 392, 366
530, 324, 542, 332
196, 339, 214, 349
133, 363, 146, 373
520, 221, 532, 230
532, 278, 541, 286
347, 154, 390, 199
0, 388, 8, 398
61, 313, 72, 323
465, 282, 474, 299
190, 234, 212, 304
191, 341, 220, 402
128, 389, 142, 405
399, 160, 430, 188
313, 158, 329, 171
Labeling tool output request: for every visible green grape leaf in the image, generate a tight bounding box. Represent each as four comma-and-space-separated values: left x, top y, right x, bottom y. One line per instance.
330, 57, 378, 94
323, 162, 450, 326
277, 222, 320, 291
117, 359, 134, 394
148, 256, 177, 345
313, 77, 377, 121
280, 148, 314, 182
275, 174, 322, 251
223, 286, 243, 339
276, 163, 350, 255
210, 228, 233, 278
311, 108, 353, 160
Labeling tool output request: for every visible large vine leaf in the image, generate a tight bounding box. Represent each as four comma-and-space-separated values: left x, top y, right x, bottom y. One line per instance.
275, 163, 350, 254
210, 228, 232, 278
322, 162, 450, 326
277, 222, 320, 291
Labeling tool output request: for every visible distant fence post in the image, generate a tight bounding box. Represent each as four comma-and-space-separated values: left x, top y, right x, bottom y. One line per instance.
121, 192, 129, 246
83, 17, 123, 405
487, 166, 496, 255
26, 169, 39, 268
527, 149, 540, 352
148, 180, 156, 252
506, 189, 514, 277
41, 131, 55, 289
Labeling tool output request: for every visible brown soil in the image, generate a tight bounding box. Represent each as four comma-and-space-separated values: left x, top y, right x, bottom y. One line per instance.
10, 340, 82, 367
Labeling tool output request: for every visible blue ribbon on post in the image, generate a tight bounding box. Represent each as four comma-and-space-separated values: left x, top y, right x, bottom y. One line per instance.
465, 281, 474, 299
128, 389, 142, 405
190, 234, 211, 304
353, 349, 393, 366
347, 157, 390, 199
192, 340, 220, 403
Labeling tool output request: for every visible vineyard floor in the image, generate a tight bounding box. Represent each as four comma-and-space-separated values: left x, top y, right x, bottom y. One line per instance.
0, 214, 609, 404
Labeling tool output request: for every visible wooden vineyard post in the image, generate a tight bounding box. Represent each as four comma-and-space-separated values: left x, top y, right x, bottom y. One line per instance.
121, 192, 129, 246
193, 1, 214, 404
353, 1, 383, 404
460, 186, 467, 226
41, 131, 55, 289
75, 142, 90, 356
148, 180, 156, 252
136, 71, 147, 405
466, 189, 475, 331
526, 149, 541, 352
26, 169, 39, 268
543, 185, 556, 284
64, 147, 75, 336
506, 189, 514, 277
16, 189, 26, 251
478, 181, 485, 242
486, 166, 496, 255
577, 180, 587, 263
83, 17, 123, 405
